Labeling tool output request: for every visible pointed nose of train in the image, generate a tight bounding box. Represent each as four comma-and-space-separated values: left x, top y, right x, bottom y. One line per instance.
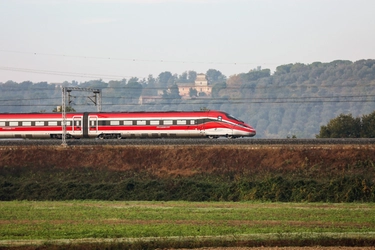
235, 123, 256, 137
247, 126, 256, 137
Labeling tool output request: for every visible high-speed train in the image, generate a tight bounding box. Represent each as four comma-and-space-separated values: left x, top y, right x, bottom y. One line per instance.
0, 110, 256, 139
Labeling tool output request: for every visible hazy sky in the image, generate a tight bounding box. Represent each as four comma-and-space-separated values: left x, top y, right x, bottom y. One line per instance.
1, 0, 375, 83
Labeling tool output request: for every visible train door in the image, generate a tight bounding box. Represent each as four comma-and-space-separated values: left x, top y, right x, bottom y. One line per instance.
71, 116, 83, 137
178, 119, 190, 137
88, 115, 98, 138
219, 115, 233, 137
198, 111, 211, 137
187, 119, 195, 137
198, 118, 205, 137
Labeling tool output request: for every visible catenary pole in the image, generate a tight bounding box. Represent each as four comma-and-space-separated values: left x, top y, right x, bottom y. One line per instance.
61, 87, 101, 146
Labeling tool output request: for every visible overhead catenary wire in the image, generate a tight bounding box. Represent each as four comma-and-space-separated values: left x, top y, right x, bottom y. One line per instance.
0, 66, 143, 80
0, 49, 281, 66
0, 98, 374, 107
0, 83, 374, 92
0, 48, 281, 81
1, 95, 375, 102
1, 84, 374, 107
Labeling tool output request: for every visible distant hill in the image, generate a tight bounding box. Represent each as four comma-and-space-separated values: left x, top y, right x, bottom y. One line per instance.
1, 59, 374, 138
213, 59, 375, 138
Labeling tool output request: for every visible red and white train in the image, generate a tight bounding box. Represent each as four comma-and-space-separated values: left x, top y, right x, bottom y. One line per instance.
0, 110, 256, 139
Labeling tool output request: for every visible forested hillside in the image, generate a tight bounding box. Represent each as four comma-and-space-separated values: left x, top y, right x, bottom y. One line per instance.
1, 59, 374, 138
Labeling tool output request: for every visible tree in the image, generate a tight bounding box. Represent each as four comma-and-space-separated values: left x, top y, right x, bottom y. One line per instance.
178, 72, 188, 83
108, 80, 124, 89
141, 75, 157, 96
53, 106, 76, 112
221, 74, 242, 99
157, 71, 173, 87
361, 111, 375, 138
19, 81, 33, 89
316, 114, 361, 138
206, 69, 226, 84
226, 74, 242, 86
80, 79, 108, 89
162, 84, 181, 102
147, 75, 156, 86
128, 77, 139, 84
211, 82, 226, 98
189, 88, 198, 98
275, 64, 293, 75
125, 82, 143, 102
187, 71, 197, 82
242, 69, 270, 81
169, 84, 181, 100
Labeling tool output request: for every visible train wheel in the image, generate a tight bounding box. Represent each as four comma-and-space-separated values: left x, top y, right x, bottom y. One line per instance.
117, 135, 122, 139
98, 134, 104, 139
207, 135, 219, 139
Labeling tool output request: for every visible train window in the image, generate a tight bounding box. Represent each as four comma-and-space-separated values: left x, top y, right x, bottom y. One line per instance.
137, 120, 146, 125
0, 122, 5, 126
123, 120, 132, 125
150, 120, 159, 125
9, 121, 18, 126
164, 120, 173, 125
98, 121, 109, 126
49, 121, 58, 126
226, 113, 243, 122
73, 121, 81, 126
177, 120, 186, 125
110, 121, 120, 126
35, 121, 44, 126
196, 119, 206, 124
22, 122, 32, 126
190, 120, 196, 125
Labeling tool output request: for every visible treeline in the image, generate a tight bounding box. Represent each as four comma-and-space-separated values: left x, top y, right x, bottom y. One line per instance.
1, 60, 375, 138
232, 60, 375, 138
317, 111, 375, 138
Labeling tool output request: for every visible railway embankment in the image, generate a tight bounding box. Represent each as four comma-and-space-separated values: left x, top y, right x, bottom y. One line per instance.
1, 144, 375, 202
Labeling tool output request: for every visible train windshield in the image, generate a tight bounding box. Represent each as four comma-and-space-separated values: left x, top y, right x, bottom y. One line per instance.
225, 113, 244, 123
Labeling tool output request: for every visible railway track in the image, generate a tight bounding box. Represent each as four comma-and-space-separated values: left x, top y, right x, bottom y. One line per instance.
1, 138, 375, 146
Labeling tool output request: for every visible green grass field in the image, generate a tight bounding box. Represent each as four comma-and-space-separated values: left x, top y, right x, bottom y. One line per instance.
1, 201, 375, 248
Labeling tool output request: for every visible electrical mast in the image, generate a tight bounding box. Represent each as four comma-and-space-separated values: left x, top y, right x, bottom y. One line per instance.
61, 87, 102, 146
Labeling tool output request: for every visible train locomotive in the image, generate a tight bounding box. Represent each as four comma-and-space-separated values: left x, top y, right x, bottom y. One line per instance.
0, 110, 256, 139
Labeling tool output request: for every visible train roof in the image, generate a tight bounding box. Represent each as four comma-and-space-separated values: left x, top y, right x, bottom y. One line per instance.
0, 110, 244, 121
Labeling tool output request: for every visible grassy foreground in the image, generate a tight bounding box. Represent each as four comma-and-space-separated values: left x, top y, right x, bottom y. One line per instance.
0, 201, 375, 249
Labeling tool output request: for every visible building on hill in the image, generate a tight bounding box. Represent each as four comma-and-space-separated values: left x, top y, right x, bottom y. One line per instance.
50, 82, 64, 88
138, 95, 164, 105
177, 73, 212, 99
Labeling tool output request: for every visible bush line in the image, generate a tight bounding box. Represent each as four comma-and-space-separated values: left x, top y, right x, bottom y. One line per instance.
1, 169, 374, 202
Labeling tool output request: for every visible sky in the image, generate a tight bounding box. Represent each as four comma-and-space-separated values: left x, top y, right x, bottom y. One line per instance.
1, 0, 375, 83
